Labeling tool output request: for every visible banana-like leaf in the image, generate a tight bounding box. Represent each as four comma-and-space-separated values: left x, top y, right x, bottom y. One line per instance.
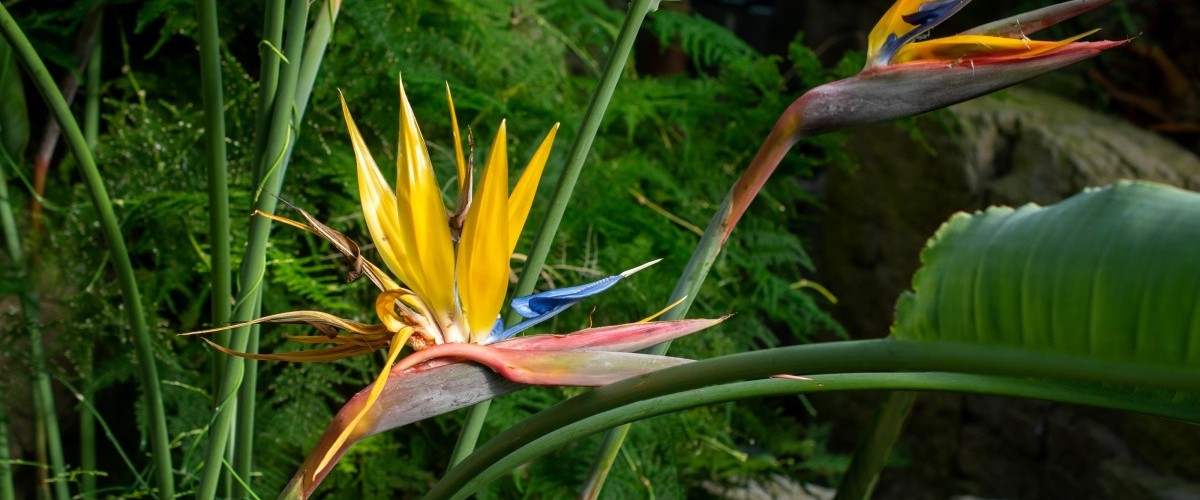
894, 180, 1200, 373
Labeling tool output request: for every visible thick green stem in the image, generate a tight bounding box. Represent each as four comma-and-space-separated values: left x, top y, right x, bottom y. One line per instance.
195, 0, 231, 389
0, 6, 175, 497
79, 15, 102, 499
232, 294, 262, 497
250, 0, 286, 185
448, 0, 661, 468
835, 392, 916, 500
197, 0, 339, 496
427, 340, 1200, 499
0, 112, 21, 500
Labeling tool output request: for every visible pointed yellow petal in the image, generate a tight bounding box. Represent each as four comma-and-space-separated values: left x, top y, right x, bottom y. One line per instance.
317, 327, 413, 474
506, 124, 559, 255
394, 75, 457, 318
446, 82, 468, 194
339, 92, 411, 290
457, 122, 511, 341
892, 30, 1099, 64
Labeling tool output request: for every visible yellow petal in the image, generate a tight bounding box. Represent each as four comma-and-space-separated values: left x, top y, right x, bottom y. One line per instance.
892, 30, 1098, 64
506, 124, 559, 255
317, 327, 413, 475
394, 75, 457, 318
339, 93, 409, 288
866, 0, 969, 68
446, 82, 468, 195
457, 121, 511, 341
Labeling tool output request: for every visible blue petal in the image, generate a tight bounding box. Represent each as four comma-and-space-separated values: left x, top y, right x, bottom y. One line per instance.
875, 0, 971, 66
479, 260, 660, 344
510, 275, 624, 318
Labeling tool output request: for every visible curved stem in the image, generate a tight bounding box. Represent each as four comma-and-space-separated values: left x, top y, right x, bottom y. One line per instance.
429, 339, 1200, 499
584, 63, 806, 495
0, 6, 175, 497
448, 0, 660, 467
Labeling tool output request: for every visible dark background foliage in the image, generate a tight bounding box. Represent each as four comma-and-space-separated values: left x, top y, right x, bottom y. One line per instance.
2, 0, 1190, 497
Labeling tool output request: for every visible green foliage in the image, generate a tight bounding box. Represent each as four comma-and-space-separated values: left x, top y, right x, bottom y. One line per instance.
5, 0, 849, 497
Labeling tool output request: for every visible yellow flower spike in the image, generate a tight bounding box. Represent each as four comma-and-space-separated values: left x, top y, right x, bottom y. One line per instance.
316, 326, 414, 476
394, 76, 459, 335
446, 83, 468, 195
865, 0, 969, 69
892, 29, 1101, 64
457, 121, 511, 341
339, 93, 407, 285
506, 124, 559, 255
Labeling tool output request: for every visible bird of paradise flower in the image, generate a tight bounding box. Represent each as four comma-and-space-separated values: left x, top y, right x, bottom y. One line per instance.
186, 76, 722, 491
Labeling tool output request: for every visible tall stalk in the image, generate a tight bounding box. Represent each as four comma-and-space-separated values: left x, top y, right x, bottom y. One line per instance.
0, 5, 176, 497
196, 0, 344, 495
78, 12, 102, 499
194, 0, 230, 400
447, 0, 662, 467
581, 73, 804, 495
0, 43, 23, 496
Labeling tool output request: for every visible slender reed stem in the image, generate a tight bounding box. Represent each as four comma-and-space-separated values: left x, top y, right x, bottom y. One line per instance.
0, 91, 22, 500
79, 15, 102, 500
250, 0, 286, 185
429, 340, 1200, 499
233, 294, 262, 497
0, 6, 175, 497
196, 0, 321, 494
195, 0, 231, 388
583, 70, 804, 494
447, 0, 661, 468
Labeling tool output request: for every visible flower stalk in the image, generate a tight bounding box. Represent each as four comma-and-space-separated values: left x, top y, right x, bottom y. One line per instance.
582, 0, 1128, 494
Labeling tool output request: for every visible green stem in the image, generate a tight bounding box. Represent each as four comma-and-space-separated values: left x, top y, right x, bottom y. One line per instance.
250, 0, 286, 185
0, 6, 175, 497
196, 0, 320, 496
583, 69, 803, 493
80, 17, 101, 499
834, 392, 915, 500
428, 340, 1200, 499
228, 4, 338, 494
448, 0, 661, 468
0, 120, 20, 500
195, 0, 231, 391
232, 294, 262, 497
27, 287, 67, 500
432, 370, 1198, 500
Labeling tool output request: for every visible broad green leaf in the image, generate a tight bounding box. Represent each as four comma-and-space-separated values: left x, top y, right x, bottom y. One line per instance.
894, 180, 1200, 370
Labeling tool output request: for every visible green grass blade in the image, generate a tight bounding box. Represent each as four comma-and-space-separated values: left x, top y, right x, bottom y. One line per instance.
448, 0, 662, 467
0, 6, 175, 497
